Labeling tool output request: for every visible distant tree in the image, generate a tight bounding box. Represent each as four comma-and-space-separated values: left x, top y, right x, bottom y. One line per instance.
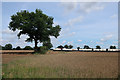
68, 45, 73, 49
113, 46, 116, 49
110, 46, 116, 49
9, 9, 61, 52
84, 45, 90, 49
24, 46, 33, 50
64, 45, 69, 49
16, 46, 21, 50
57, 45, 64, 50
77, 47, 80, 51
110, 46, 113, 49
13, 48, 16, 50
96, 45, 101, 49
2, 46, 5, 50
5, 44, 12, 50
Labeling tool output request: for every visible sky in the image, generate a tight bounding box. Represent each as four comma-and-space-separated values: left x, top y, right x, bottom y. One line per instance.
1, 2, 118, 49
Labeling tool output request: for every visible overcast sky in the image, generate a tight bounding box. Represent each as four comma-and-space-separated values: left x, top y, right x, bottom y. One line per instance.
1, 2, 118, 49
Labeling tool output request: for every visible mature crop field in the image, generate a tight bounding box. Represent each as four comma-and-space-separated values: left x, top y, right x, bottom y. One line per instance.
2, 51, 118, 78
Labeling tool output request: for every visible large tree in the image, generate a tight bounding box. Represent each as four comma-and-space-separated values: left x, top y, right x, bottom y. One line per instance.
9, 9, 61, 51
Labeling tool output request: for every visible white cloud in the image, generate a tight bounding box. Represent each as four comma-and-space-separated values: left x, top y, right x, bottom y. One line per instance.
2, 28, 19, 34
96, 42, 104, 45
50, 36, 61, 48
96, 34, 114, 45
78, 2, 104, 13
78, 40, 82, 42
61, 2, 104, 14
1, 28, 34, 47
65, 16, 83, 26
100, 34, 113, 42
60, 1, 77, 14
69, 32, 76, 36
53, 21, 59, 26
111, 14, 117, 18
67, 41, 73, 45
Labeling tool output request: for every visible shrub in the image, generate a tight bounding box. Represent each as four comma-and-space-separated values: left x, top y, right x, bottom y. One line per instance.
5, 44, 12, 50
2, 47, 5, 50
35, 46, 47, 54
43, 42, 53, 50
16, 46, 21, 50
0, 45, 2, 50
12, 48, 16, 50
24, 46, 33, 50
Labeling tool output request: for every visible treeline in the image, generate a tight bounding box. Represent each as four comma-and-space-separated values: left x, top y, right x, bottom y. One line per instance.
57, 45, 117, 50
0, 44, 117, 50
0, 44, 33, 50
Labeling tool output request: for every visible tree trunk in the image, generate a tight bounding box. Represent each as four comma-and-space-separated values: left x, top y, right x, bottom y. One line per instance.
35, 39, 38, 52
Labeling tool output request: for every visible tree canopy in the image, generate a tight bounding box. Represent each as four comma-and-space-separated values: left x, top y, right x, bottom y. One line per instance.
96, 45, 101, 49
84, 45, 90, 49
23, 46, 33, 50
110, 46, 116, 49
9, 9, 61, 51
68, 45, 73, 49
5, 44, 12, 50
64, 45, 69, 49
77, 47, 80, 51
57, 45, 64, 50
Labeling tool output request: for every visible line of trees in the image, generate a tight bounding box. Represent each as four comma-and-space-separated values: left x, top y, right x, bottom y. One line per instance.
0, 44, 117, 50
57, 45, 73, 50
56, 45, 117, 50
0, 44, 34, 50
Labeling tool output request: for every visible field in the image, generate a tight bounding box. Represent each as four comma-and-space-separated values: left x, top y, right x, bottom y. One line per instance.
2, 51, 118, 78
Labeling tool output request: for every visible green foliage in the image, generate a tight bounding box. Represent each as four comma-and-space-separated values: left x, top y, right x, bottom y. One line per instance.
38, 46, 48, 54
2, 47, 5, 50
12, 48, 16, 50
68, 45, 73, 49
84, 45, 90, 49
96, 45, 101, 49
43, 41, 53, 50
24, 46, 33, 50
16, 46, 21, 50
0, 45, 2, 50
64, 45, 69, 49
110, 46, 116, 49
5, 44, 12, 50
57, 45, 64, 50
77, 47, 80, 51
9, 9, 61, 51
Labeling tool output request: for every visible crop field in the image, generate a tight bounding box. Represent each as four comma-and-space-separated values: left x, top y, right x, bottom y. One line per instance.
2, 51, 118, 78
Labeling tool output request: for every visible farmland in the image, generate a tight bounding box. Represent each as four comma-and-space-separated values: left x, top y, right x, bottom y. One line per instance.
2, 51, 118, 78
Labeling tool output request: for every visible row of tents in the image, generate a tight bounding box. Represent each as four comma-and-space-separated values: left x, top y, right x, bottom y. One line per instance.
53, 48, 120, 52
